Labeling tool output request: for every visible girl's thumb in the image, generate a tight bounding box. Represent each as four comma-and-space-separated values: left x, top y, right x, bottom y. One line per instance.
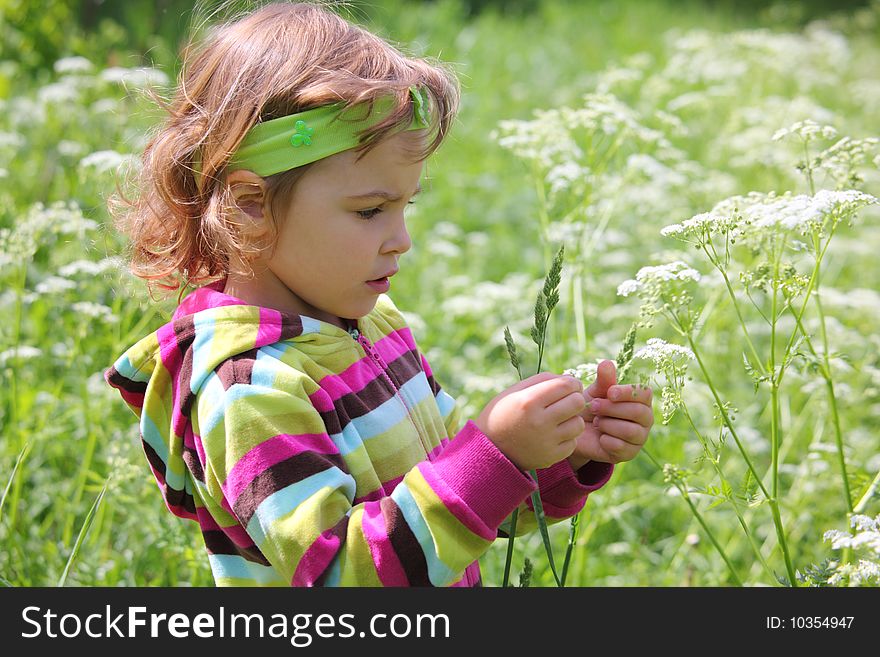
587, 360, 616, 398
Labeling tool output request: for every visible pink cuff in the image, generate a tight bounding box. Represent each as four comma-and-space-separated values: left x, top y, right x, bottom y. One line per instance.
528, 460, 615, 517
429, 420, 537, 529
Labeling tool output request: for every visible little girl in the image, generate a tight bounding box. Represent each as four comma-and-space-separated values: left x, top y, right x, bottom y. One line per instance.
104, 1, 654, 587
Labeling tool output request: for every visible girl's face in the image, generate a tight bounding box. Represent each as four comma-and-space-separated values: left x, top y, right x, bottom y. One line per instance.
262, 130, 425, 328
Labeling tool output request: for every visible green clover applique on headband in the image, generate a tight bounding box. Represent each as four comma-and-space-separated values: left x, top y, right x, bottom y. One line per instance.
225, 85, 433, 177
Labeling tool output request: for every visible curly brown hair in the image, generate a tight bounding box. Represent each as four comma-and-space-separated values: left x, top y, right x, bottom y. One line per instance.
109, 0, 461, 302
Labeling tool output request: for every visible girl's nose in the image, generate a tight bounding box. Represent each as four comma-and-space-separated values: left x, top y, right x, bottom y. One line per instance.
385, 213, 412, 255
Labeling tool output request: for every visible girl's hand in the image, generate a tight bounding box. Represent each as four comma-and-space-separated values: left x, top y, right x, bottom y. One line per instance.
476, 372, 586, 472
567, 360, 654, 469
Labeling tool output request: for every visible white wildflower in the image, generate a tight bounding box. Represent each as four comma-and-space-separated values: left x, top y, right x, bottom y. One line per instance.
426, 239, 461, 259
58, 258, 121, 277
54, 56, 94, 75
79, 149, 133, 174
58, 140, 86, 157
0, 131, 25, 150
34, 276, 77, 295
431, 221, 463, 241
563, 362, 599, 383
0, 345, 43, 367
72, 301, 118, 323
545, 161, 591, 200
633, 338, 695, 424
100, 66, 170, 89
772, 119, 838, 143
633, 337, 696, 367
617, 260, 702, 297
37, 79, 80, 105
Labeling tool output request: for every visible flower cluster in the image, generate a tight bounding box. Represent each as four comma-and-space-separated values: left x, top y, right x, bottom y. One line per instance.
617, 260, 703, 329
632, 338, 696, 424
822, 513, 880, 586
660, 189, 878, 249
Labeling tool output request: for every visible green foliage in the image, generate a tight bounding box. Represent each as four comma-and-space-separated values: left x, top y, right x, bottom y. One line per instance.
1, 0, 879, 587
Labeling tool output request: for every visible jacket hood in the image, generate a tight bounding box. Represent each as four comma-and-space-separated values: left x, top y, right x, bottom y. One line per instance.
104, 278, 375, 519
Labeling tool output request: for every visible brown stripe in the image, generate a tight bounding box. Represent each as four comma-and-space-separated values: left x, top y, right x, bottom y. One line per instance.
419, 351, 443, 396
201, 529, 271, 566
383, 346, 422, 392
142, 439, 196, 515
321, 375, 397, 434
233, 451, 349, 527
380, 496, 431, 587
142, 438, 167, 479
216, 349, 258, 390
182, 444, 204, 482
278, 313, 303, 342
174, 317, 195, 406
318, 345, 425, 432
165, 481, 196, 515
106, 366, 147, 394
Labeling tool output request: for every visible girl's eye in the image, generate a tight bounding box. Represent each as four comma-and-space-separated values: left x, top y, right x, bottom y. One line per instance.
357, 200, 417, 221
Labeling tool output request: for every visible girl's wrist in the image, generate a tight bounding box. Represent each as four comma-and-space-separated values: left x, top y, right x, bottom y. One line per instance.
566, 455, 591, 472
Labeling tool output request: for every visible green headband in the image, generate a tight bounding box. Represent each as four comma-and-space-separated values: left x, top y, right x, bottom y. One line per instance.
224, 85, 433, 177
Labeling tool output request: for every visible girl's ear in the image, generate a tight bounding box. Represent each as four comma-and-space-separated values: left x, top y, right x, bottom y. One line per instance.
225, 169, 274, 259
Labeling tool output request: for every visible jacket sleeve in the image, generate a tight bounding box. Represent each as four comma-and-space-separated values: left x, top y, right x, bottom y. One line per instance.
195, 374, 538, 587
416, 350, 614, 539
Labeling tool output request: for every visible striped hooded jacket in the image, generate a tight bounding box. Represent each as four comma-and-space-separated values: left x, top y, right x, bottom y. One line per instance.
104, 278, 614, 586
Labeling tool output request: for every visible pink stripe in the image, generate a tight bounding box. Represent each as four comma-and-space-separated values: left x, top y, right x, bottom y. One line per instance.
417, 461, 495, 541
222, 433, 340, 505
173, 279, 239, 318
183, 424, 196, 450
353, 488, 384, 505
292, 525, 344, 586
383, 474, 405, 495
157, 323, 187, 439
257, 306, 283, 346
427, 438, 450, 461
449, 561, 480, 587
370, 327, 414, 366
193, 433, 207, 469
307, 387, 336, 414
420, 352, 434, 378
118, 389, 145, 408
361, 503, 409, 586
315, 327, 418, 401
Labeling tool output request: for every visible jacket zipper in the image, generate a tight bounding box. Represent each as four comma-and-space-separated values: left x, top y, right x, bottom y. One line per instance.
347, 325, 430, 457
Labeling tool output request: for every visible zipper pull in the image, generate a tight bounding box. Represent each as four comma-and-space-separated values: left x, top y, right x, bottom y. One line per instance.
347, 326, 359, 340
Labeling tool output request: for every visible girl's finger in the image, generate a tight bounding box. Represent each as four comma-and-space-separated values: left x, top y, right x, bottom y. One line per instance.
592, 416, 649, 445
597, 433, 641, 463
585, 360, 616, 399
607, 384, 652, 405
545, 390, 587, 425
588, 399, 654, 428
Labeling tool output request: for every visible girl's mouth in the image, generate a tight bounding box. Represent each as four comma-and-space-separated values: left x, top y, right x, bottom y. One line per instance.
366, 277, 390, 292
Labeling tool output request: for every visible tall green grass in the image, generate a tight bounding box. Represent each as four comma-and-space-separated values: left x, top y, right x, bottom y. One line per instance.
1, 0, 877, 586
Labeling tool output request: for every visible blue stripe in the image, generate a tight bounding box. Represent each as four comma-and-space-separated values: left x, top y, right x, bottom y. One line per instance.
189, 312, 217, 395
141, 413, 169, 466
391, 483, 458, 587
113, 352, 151, 383
251, 351, 282, 389
397, 371, 433, 408
208, 554, 285, 585
300, 316, 322, 335
435, 389, 456, 419
246, 468, 356, 546
200, 376, 271, 436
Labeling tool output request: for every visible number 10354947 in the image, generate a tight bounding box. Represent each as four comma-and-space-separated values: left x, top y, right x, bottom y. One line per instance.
766, 616, 854, 629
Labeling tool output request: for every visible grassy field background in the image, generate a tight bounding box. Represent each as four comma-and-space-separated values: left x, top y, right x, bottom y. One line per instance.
2, 0, 879, 587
